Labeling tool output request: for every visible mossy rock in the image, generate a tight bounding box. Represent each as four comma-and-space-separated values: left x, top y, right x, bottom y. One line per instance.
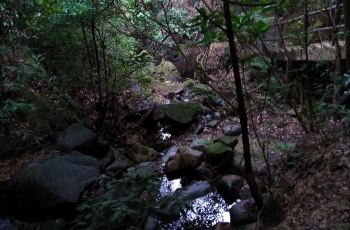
205, 142, 233, 164
159, 102, 203, 124
214, 136, 238, 149
189, 139, 213, 152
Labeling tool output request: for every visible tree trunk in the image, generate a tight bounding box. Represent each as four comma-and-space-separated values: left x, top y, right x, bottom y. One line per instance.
222, 0, 263, 210
344, 0, 350, 71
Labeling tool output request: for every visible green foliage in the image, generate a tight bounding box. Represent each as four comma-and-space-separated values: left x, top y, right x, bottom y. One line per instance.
191, 4, 270, 45
0, 100, 36, 121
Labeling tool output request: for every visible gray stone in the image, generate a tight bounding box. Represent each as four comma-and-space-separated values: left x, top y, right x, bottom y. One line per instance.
213, 112, 221, 120
162, 145, 178, 163
56, 123, 96, 153
223, 124, 242, 136
189, 139, 212, 152
177, 181, 211, 200
205, 114, 213, 122
230, 199, 257, 226
12, 152, 100, 213
208, 120, 219, 128
216, 175, 244, 204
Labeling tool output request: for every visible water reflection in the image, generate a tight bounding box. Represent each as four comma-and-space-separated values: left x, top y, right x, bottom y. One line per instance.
160, 128, 172, 140
158, 177, 231, 229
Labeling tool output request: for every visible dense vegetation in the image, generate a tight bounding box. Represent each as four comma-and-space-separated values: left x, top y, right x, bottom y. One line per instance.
0, 0, 349, 229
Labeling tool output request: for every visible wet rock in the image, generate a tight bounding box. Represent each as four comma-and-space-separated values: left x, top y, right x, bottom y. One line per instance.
205, 114, 213, 122
223, 124, 242, 136
162, 145, 178, 163
230, 199, 257, 226
208, 120, 219, 128
8, 152, 100, 217
56, 123, 108, 158
164, 147, 203, 179
160, 181, 212, 219
216, 175, 244, 204
126, 143, 159, 163
213, 112, 221, 120
189, 138, 212, 152
0, 218, 18, 230
177, 181, 211, 200
205, 142, 233, 164
155, 102, 203, 124
215, 136, 238, 148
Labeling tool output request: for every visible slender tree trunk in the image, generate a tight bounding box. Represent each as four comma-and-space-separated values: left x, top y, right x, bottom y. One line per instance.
344, 0, 350, 71
223, 0, 263, 210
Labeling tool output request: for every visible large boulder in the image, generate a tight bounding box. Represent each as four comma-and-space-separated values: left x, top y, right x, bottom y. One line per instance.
153, 59, 181, 82
154, 102, 203, 125
6, 152, 100, 218
56, 123, 108, 158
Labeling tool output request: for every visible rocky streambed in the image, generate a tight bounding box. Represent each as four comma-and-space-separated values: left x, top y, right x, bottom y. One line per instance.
0, 73, 268, 229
